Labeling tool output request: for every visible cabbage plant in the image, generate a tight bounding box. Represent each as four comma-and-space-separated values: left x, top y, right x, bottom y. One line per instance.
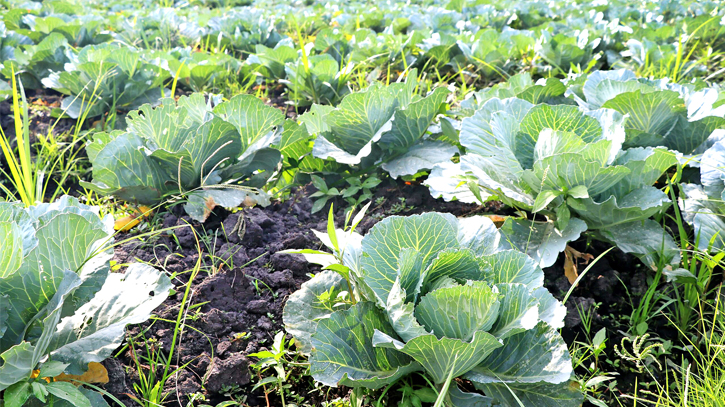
0, 196, 171, 406
300, 74, 455, 179
41, 43, 171, 118
680, 139, 725, 252
283, 212, 581, 406
569, 69, 725, 155
82, 93, 285, 222
427, 97, 680, 268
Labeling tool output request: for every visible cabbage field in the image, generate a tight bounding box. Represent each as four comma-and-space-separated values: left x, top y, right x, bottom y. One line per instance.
1, 0, 725, 406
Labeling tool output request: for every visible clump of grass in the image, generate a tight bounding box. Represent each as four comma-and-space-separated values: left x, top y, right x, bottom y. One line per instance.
624, 288, 725, 406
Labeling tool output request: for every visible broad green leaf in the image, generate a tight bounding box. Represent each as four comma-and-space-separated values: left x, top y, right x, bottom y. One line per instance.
424, 162, 480, 204
474, 380, 584, 407
4, 382, 32, 407
83, 131, 168, 204
421, 249, 482, 294
575, 187, 671, 230
283, 271, 351, 355
45, 381, 92, 407
456, 216, 509, 257
467, 322, 572, 384
532, 190, 560, 213
581, 69, 638, 109
0, 203, 36, 254
299, 105, 335, 135
32, 271, 83, 370
516, 104, 602, 169
212, 94, 285, 151
381, 141, 459, 179
317, 83, 408, 155
30, 387, 110, 407
602, 90, 684, 148
459, 98, 532, 172
378, 87, 450, 150
490, 284, 540, 339
47, 264, 172, 374
524, 152, 630, 197
310, 302, 420, 388
680, 183, 725, 252
38, 361, 69, 378
375, 330, 502, 384
0, 342, 34, 391
86, 94, 283, 216
0, 222, 22, 278
533, 287, 567, 329
666, 116, 725, 155
275, 120, 313, 164
0, 295, 8, 339
447, 386, 497, 407
385, 279, 429, 342
598, 219, 680, 269
701, 139, 725, 201
599, 147, 677, 200
499, 218, 588, 268
532, 130, 589, 164
396, 249, 425, 303
0, 198, 110, 350
461, 154, 534, 208
518, 78, 566, 105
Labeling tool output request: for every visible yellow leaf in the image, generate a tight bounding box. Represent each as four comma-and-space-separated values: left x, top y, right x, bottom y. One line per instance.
54, 362, 109, 385
114, 215, 140, 232
136, 205, 154, 218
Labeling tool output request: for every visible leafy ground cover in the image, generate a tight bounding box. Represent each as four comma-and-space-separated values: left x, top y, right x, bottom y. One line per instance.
1, 0, 725, 406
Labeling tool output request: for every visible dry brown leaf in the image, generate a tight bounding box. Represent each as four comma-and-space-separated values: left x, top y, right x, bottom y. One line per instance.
203, 195, 217, 219
564, 249, 578, 284
54, 362, 109, 385
563, 246, 595, 285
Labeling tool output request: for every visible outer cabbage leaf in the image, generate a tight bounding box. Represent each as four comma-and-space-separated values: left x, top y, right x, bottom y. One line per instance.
47, 264, 173, 374
466, 322, 572, 384
679, 140, 725, 252
446, 93, 677, 265
283, 271, 352, 355
473, 380, 584, 407
498, 218, 588, 268
310, 302, 420, 388
597, 219, 680, 270
374, 330, 502, 384
680, 184, 725, 252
